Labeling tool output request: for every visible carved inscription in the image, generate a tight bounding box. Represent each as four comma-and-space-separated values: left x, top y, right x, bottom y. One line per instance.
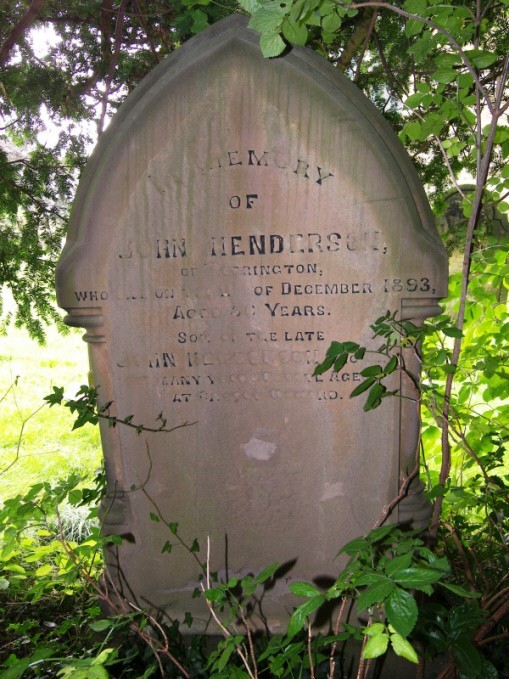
72, 145, 437, 406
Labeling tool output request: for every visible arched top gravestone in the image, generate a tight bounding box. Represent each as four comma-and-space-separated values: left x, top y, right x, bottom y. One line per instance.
57, 15, 447, 631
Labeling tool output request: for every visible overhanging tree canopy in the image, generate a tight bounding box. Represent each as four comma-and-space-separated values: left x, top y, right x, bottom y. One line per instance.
0, 0, 507, 340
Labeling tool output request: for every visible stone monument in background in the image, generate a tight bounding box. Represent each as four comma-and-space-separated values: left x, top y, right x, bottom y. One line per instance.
56, 15, 448, 631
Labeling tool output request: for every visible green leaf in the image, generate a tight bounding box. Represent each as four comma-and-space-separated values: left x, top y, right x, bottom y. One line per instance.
149, 512, 160, 522
89, 619, 113, 632
190, 538, 200, 553
249, 8, 285, 34
464, 49, 498, 69
385, 587, 418, 637
333, 353, 348, 372
254, 562, 280, 584
364, 382, 386, 411
384, 552, 413, 577
237, 0, 260, 11
161, 540, 173, 554
322, 11, 341, 33
358, 579, 396, 611
405, 18, 423, 37
190, 9, 209, 34
360, 365, 383, 377
404, 0, 427, 13
385, 355, 398, 374
390, 632, 419, 663
35, 563, 52, 577
282, 18, 308, 45
289, 581, 321, 597
439, 582, 481, 598
287, 595, 325, 639
393, 566, 447, 589
433, 68, 457, 84
442, 325, 463, 338
363, 631, 389, 658
350, 377, 376, 397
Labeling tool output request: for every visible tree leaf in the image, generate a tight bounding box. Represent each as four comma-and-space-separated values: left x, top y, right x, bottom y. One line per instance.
289, 581, 321, 597
287, 595, 325, 639
393, 566, 447, 589
363, 631, 389, 658
282, 18, 308, 46
385, 587, 418, 637
390, 632, 419, 663
254, 562, 280, 584
358, 579, 395, 611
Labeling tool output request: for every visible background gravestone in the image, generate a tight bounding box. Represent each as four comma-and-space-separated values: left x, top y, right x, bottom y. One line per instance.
56, 15, 448, 631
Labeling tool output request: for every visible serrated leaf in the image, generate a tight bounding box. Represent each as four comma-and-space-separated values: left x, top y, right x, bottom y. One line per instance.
385, 587, 418, 637
260, 33, 286, 57
363, 632, 389, 658
404, 0, 427, 13
289, 581, 321, 597
405, 18, 423, 37
238, 0, 260, 12
384, 552, 413, 577
322, 11, 341, 33
464, 49, 498, 69
433, 68, 457, 84
358, 579, 396, 611
393, 567, 446, 589
390, 632, 419, 663
282, 18, 308, 45
248, 7, 285, 33
287, 595, 325, 639
404, 120, 422, 141
364, 622, 386, 636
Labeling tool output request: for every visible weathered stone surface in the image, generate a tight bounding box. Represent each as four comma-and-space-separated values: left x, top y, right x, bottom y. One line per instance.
56, 15, 448, 631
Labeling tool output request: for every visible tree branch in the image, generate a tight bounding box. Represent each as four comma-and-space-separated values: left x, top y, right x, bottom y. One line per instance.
0, 0, 48, 67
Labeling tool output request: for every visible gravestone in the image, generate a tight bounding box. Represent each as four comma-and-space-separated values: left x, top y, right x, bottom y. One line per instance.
56, 15, 448, 631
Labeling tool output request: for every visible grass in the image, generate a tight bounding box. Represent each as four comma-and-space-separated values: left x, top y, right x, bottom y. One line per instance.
0, 320, 101, 500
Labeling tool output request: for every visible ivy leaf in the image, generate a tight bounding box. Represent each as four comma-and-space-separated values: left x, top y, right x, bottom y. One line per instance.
385, 587, 418, 637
